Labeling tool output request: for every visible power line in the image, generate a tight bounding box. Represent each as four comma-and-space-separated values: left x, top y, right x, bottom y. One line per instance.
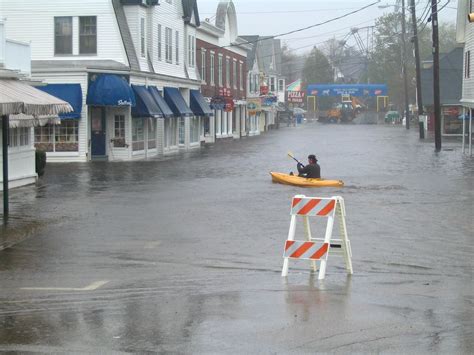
201, 0, 382, 51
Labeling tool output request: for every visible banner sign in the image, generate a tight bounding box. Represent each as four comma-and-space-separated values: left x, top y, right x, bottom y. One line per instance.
260, 85, 269, 95
247, 98, 261, 114
261, 96, 277, 107
287, 91, 306, 103
306, 84, 388, 97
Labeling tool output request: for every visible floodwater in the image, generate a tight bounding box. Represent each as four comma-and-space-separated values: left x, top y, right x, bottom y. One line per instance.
0, 123, 473, 353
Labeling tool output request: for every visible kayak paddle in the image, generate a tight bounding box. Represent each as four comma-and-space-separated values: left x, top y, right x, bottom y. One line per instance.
287, 151, 305, 167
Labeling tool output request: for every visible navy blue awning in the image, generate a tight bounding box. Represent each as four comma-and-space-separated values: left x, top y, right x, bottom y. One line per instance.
163, 87, 193, 117
37, 83, 82, 119
190, 90, 213, 116
131, 85, 163, 118
148, 86, 174, 117
87, 74, 135, 107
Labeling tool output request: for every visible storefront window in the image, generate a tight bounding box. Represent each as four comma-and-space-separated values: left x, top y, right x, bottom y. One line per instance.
34, 121, 79, 152
164, 117, 177, 148
442, 106, 462, 135
148, 118, 156, 149
113, 115, 126, 147
190, 116, 200, 143
132, 118, 145, 151
178, 117, 185, 145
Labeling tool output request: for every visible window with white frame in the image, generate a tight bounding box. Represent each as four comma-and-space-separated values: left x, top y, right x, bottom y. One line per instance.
113, 114, 126, 147
165, 117, 177, 147
278, 79, 284, 92
218, 55, 223, 86
190, 116, 200, 143
188, 35, 195, 67
232, 60, 237, 89
239, 63, 243, 90
226, 57, 230, 88
178, 117, 185, 144
254, 74, 259, 92
148, 118, 156, 149
210, 52, 215, 85
248, 73, 253, 93
165, 27, 173, 63
79, 16, 97, 55
140, 18, 146, 58
19, 127, 30, 147
132, 118, 145, 151
54, 17, 73, 55
157, 24, 162, 61
175, 31, 180, 64
201, 49, 206, 83
35, 121, 79, 152
270, 77, 276, 92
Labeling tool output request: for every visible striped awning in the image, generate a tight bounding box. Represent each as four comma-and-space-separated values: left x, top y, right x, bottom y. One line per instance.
0, 79, 72, 117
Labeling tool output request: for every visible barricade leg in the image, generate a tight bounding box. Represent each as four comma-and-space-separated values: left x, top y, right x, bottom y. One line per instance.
282, 214, 297, 277
303, 216, 317, 272
336, 198, 353, 275
318, 213, 335, 280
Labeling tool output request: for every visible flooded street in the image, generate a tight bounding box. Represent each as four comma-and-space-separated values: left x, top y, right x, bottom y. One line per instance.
1, 123, 473, 353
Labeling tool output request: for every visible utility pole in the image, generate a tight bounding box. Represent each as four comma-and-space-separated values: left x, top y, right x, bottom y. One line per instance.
410, 0, 424, 138
401, 0, 410, 129
432, 0, 441, 151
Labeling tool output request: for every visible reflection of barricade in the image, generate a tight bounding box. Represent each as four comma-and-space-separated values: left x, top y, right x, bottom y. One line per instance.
282, 195, 353, 280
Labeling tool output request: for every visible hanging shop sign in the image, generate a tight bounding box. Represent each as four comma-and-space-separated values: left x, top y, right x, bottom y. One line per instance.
287, 91, 306, 103
260, 85, 269, 95
224, 97, 235, 112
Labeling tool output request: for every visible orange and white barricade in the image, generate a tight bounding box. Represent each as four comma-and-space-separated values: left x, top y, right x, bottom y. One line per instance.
282, 195, 353, 279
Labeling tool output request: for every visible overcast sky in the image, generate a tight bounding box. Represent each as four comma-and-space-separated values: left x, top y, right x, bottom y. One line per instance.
197, 0, 458, 54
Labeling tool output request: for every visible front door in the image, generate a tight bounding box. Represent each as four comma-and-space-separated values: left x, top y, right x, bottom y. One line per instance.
91, 107, 107, 159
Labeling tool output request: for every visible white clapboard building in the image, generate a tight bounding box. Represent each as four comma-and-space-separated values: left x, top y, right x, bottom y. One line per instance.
2, 0, 211, 161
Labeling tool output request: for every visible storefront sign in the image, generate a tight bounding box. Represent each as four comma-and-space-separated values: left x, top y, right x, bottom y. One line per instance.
260, 85, 269, 95
210, 96, 226, 110
261, 96, 277, 107
219, 88, 232, 97
287, 91, 305, 103
442, 106, 460, 117
224, 97, 235, 112
247, 98, 261, 114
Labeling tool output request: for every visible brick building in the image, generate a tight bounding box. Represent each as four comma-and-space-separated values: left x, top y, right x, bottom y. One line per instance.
196, 1, 250, 140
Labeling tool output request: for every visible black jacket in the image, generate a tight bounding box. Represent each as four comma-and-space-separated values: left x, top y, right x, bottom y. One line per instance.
297, 162, 321, 178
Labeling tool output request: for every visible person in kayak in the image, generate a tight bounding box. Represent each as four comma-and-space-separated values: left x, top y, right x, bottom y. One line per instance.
297, 154, 321, 178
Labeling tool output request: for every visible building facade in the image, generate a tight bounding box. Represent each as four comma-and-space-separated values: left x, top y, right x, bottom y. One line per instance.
0, 21, 37, 190
456, 0, 474, 155
2, 0, 209, 162
241, 35, 285, 133
196, 0, 249, 141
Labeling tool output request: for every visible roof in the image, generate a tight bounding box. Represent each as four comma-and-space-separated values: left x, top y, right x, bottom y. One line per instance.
240, 35, 259, 69
257, 37, 280, 75
32, 60, 130, 71
112, 0, 140, 71
421, 47, 463, 106
182, 0, 200, 27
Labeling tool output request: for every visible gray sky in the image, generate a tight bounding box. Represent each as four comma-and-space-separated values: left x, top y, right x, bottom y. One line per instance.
197, 0, 458, 54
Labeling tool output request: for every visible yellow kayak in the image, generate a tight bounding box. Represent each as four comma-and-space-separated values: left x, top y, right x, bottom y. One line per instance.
270, 172, 344, 187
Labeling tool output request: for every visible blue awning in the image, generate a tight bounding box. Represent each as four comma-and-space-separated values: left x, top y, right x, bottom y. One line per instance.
37, 83, 82, 119
148, 86, 174, 117
190, 89, 213, 116
131, 85, 163, 118
164, 87, 193, 117
86, 74, 135, 107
